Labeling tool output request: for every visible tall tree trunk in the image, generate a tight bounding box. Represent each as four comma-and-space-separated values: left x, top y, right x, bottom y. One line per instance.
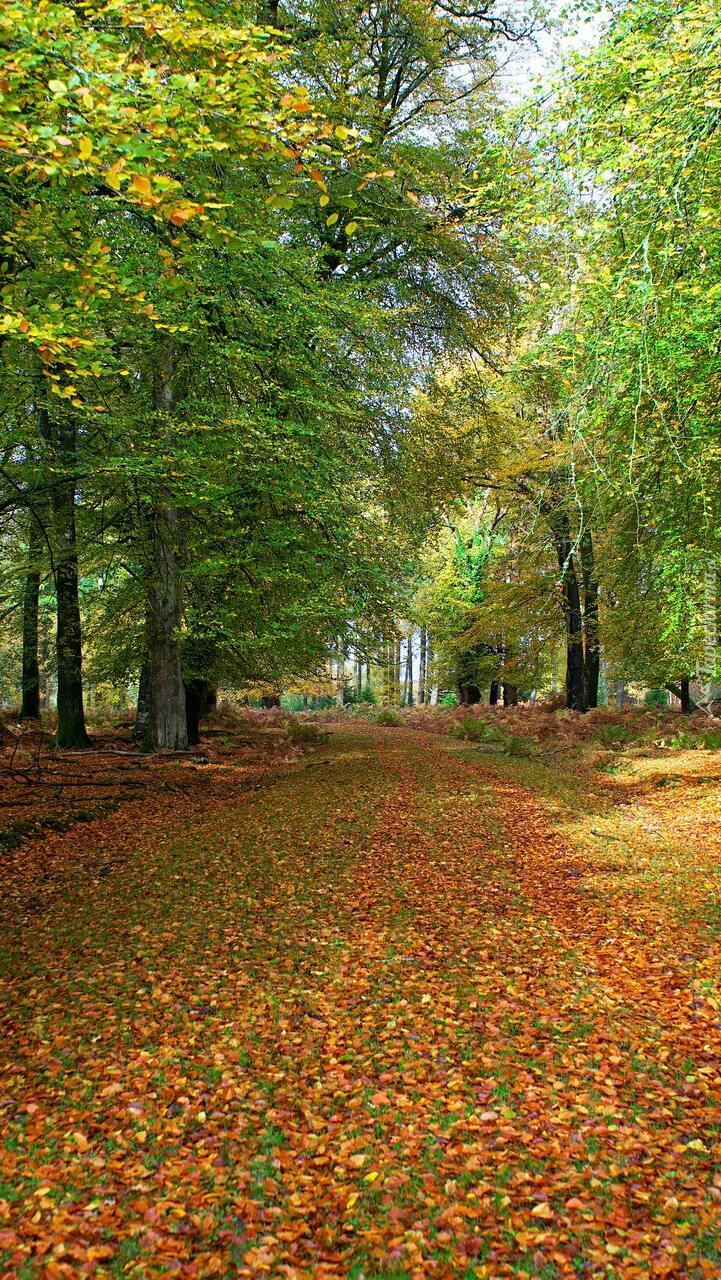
580, 527, 600, 710
146, 503, 187, 749
503, 683, 518, 707
404, 633, 413, 706
552, 513, 586, 712
134, 660, 150, 742
458, 673, 482, 705
40, 414, 89, 748
185, 678, 212, 746
665, 681, 696, 712
615, 680, 626, 710
146, 351, 188, 750
418, 626, 427, 705
489, 680, 500, 706
20, 517, 43, 719
335, 647, 345, 707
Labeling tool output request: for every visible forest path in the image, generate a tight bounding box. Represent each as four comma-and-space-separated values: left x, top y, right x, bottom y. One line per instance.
2, 725, 721, 1279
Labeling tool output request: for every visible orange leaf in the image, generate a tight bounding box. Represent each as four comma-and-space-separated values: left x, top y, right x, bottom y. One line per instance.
370, 1090, 390, 1106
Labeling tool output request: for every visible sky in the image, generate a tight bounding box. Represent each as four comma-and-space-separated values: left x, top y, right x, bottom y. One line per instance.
500, 3, 609, 102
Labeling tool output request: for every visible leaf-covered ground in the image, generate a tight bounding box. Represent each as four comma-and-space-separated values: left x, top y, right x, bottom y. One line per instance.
2, 724, 721, 1279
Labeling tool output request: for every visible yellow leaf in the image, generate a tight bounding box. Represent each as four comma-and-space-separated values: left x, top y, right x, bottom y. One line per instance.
106, 160, 124, 191
345, 221, 359, 235
131, 174, 152, 197
78, 136, 93, 161
531, 1202, 554, 1220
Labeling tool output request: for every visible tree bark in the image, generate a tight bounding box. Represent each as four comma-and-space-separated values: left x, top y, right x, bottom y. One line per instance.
580, 527, 600, 709
489, 680, 500, 706
665, 680, 696, 711
185, 678, 213, 745
404, 633, 414, 705
395, 636, 402, 704
552, 512, 586, 712
146, 503, 187, 749
335, 648, 345, 707
20, 517, 43, 719
503, 683, 518, 707
418, 626, 427, 704
134, 660, 150, 742
40, 414, 89, 748
146, 350, 188, 750
458, 677, 482, 705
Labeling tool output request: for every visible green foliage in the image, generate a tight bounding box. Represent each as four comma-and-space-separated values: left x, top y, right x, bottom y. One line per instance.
591, 724, 632, 748
0, 0, 531, 732
645, 690, 670, 709
376, 710, 400, 726
503, 734, 538, 758
668, 727, 721, 752
450, 717, 500, 743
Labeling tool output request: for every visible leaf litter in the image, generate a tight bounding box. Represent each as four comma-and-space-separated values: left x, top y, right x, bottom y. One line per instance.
2, 722, 721, 1278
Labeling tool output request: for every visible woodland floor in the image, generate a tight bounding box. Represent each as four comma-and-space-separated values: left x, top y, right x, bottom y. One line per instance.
2, 724, 721, 1279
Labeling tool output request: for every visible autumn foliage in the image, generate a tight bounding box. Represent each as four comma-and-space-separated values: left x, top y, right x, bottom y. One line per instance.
3, 717, 721, 1277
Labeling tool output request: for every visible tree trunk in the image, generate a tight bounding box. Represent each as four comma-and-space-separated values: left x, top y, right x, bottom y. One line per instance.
665, 681, 696, 711
261, 694, 281, 709
458, 677, 482, 705
503, 683, 518, 707
395, 636, 402, 704
552, 513, 586, 712
580, 527, 600, 710
489, 680, 500, 706
335, 649, 345, 707
185, 678, 212, 745
146, 351, 188, 751
134, 661, 150, 742
20, 518, 43, 719
404, 633, 413, 705
40, 414, 89, 748
615, 680, 626, 710
146, 504, 187, 749
418, 627, 427, 704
